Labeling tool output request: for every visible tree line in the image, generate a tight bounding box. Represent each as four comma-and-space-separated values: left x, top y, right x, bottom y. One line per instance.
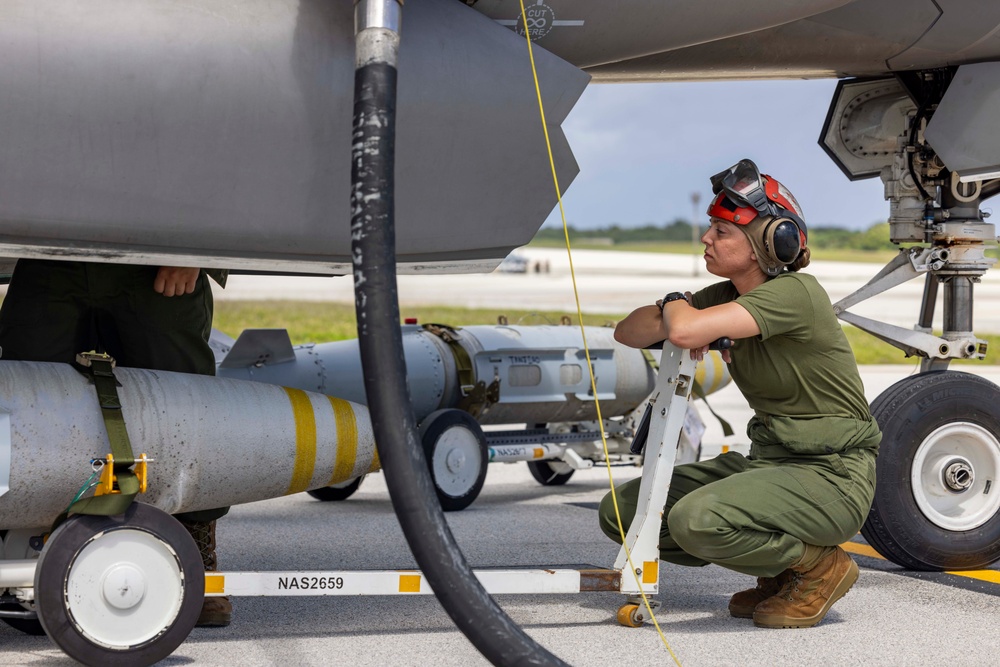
534, 219, 896, 251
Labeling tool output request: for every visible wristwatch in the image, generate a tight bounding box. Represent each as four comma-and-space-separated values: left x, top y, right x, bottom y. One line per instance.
657, 291, 689, 313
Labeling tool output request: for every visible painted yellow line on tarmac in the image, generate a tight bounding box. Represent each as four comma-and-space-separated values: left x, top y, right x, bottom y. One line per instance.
949, 569, 1000, 584
841, 540, 1000, 585
841, 541, 882, 560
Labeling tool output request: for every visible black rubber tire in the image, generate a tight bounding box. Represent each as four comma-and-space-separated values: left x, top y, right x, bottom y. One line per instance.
35, 503, 204, 667
863, 371, 1000, 571
0, 603, 45, 636
526, 460, 575, 486
420, 409, 489, 512
306, 475, 365, 502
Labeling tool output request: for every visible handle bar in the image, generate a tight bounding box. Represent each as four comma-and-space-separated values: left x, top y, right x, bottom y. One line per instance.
708, 337, 733, 351
645, 337, 733, 351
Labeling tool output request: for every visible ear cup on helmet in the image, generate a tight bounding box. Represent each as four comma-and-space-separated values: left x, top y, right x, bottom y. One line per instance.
762, 217, 802, 266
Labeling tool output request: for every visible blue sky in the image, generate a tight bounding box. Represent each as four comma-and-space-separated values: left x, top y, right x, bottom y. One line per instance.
544, 78, 889, 231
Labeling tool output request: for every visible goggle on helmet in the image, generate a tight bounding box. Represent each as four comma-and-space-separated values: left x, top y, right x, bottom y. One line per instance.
706, 159, 808, 275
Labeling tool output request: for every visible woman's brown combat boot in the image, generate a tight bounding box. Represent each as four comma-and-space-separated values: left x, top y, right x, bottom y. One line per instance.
752, 545, 858, 629
728, 569, 794, 618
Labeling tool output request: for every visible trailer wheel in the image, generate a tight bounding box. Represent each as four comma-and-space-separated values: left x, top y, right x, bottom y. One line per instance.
306, 475, 366, 502
420, 409, 488, 512
863, 371, 1000, 570
527, 460, 575, 486
35, 503, 203, 667
616, 603, 645, 628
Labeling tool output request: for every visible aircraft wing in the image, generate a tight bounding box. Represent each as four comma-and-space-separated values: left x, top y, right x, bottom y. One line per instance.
0, 0, 588, 275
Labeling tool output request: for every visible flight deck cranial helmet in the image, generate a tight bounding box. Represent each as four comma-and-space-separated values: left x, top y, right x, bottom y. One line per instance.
706, 159, 808, 276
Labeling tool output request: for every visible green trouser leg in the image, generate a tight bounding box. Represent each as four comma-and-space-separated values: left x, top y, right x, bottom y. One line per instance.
0, 259, 227, 523
598, 448, 876, 578
0, 260, 216, 375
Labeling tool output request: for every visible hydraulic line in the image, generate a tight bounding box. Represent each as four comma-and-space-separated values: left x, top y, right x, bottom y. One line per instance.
350, 2, 566, 665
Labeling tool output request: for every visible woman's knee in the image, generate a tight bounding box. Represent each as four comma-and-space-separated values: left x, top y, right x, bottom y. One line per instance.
667, 491, 728, 555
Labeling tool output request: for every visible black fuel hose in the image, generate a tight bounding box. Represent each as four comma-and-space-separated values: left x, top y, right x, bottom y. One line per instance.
350, 24, 568, 667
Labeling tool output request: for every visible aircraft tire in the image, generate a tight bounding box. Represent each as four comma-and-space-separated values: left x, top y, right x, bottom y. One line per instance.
863, 371, 1000, 571
306, 475, 366, 502
527, 460, 575, 486
35, 503, 203, 667
420, 409, 488, 512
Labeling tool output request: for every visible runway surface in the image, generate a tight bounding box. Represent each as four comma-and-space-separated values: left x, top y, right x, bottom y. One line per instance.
3, 250, 1000, 666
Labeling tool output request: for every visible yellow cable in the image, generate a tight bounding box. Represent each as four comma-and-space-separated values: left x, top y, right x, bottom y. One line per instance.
516, 3, 681, 664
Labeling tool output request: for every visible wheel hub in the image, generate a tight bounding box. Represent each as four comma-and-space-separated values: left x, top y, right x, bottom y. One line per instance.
911, 422, 1000, 531
445, 448, 467, 473
432, 425, 482, 497
66, 528, 186, 647
942, 457, 974, 492
101, 564, 147, 610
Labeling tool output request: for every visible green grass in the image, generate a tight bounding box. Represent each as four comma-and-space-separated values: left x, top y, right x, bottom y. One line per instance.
213, 301, 620, 345
215, 300, 1000, 366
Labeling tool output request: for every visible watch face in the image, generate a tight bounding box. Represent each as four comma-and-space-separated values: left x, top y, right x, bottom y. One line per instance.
663, 292, 687, 303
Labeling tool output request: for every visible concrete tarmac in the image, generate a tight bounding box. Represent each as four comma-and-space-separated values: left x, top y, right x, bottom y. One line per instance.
3, 251, 1000, 666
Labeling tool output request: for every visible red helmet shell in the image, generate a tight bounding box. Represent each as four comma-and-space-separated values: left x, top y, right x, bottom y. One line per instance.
708, 174, 806, 247
706, 174, 806, 246
706, 191, 759, 225
763, 175, 804, 220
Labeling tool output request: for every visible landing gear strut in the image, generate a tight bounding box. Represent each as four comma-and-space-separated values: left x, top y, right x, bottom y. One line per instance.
823, 72, 1000, 569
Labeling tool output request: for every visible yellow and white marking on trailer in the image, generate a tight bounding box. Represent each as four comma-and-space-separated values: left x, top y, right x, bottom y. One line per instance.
204, 567, 622, 597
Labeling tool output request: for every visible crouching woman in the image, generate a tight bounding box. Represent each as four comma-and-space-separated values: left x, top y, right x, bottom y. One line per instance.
600, 160, 880, 628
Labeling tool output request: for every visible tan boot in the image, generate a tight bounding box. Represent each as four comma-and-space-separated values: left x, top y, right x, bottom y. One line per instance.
728, 570, 794, 618
752, 545, 858, 629
181, 519, 233, 628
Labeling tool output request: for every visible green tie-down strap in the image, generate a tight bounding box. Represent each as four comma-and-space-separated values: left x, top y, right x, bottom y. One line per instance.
692, 379, 735, 438
65, 352, 140, 517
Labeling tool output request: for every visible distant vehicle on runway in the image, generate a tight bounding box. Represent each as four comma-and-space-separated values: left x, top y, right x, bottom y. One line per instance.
495, 252, 530, 274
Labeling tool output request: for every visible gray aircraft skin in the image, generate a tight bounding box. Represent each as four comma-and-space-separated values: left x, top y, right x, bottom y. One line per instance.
473, 0, 1000, 81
